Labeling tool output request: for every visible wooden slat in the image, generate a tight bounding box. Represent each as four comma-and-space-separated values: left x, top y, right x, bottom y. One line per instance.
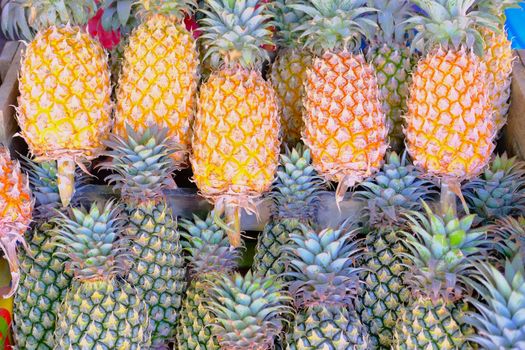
77, 185, 362, 231
0, 42, 20, 78
0, 44, 21, 145
504, 50, 525, 160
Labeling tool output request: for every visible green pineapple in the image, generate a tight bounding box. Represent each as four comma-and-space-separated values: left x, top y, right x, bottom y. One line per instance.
366, 0, 415, 151
252, 144, 323, 278
177, 212, 240, 350
355, 152, 433, 349
53, 201, 150, 348
13, 160, 84, 350
463, 153, 525, 223
269, 1, 312, 144
394, 203, 489, 349
103, 127, 186, 347
206, 271, 291, 350
286, 226, 369, 349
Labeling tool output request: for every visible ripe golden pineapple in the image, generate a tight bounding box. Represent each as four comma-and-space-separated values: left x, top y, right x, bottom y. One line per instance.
114, 0, 199, 163
0, 147, 32, 298
269, 0, 312, 144
2, 1, 112, 207
478, 0, 521, 131
405, 0, 496, 184
293, 0, 388, 203
192, 0, 280, 247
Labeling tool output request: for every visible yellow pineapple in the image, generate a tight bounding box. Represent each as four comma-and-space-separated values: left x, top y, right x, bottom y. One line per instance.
478, 0, 521, 131
2, 1, 112, 207
192, 0, 280, 247
293, 0, 388, 203
114, 0, 199, 163
405, 0, 496, 186
269, 0, 312, 144
0, 147, 32, 297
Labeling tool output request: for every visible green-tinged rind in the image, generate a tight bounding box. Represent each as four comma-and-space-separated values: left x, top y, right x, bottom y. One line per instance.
206, 272, 291, 349
463, 153, 525, 223
177, 212, 240, 350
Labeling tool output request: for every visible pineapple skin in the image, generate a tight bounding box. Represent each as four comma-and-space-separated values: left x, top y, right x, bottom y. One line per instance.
126, 201, 186, 347
17, 26, 112, 158
115, 14, 199, 159
287, 307, 368, 350
177, 279, 220, 350
269, 49, 312, 144
14, 223, 71, 350
394, 298, 475, 350
303, 51, 388, 184
405, 47, 495, 179
482, 29, 514, 131
367, 43, 413, 151
54, 280, 149, 349
191, 68, 280, 197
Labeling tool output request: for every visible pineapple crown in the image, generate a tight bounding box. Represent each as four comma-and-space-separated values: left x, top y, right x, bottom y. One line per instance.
466, 252, 525, 349
367, 0, 413, 44
477, 0, 522, 24
206, 271, 292, 349
98, 0, 139, 34
271, 144, 324, 223
287, 224, 363, 309
402, 202, 489, 302
271, 0, 308, 48
291, 0, 378, 53
1, 0, 97, 40
490, 216, 525, 260
200, 0, 275, 69
356, 152, 434, 228
103, 0, 197, 26
54, 201, 129, 281
463, 153, 525, 223
407, 0, 499, 56
180, 211, 240, 278
103, 126, 181, 202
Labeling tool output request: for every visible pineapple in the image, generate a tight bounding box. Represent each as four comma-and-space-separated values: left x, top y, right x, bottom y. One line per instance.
477, 0, 520, 131
0, 147, 32, 298
103, 127, 186, 347
2, 1, 112, 207
465, 240, 525, 349
13, 160, 82, 350
405, 0, 496, 183
463, 153, 525, 223
293, 0, 388, 203
177, 212, 240, 350
53, 201, 150, 348
113, 0, 200, 163
286, 226, 368, 349
394, 202, 489, 349
206, 271, 291, 350
366, 0, 415, 151
192, 0, 280, 247
269, 0, 312, 144
354, 152, 433, 349
252, 144, 323, 278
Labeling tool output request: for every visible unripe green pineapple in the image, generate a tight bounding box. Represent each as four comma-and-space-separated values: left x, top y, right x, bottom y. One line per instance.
14, 160, 85, 350
366, 0, 415, 151
53, 201, 150, 348
286, 226, 369, 349
177, 212, 240, 350
252, 144, 323, 279
206, 271, 291, 350
463, 153, 525, 223
394, 203, 489, 349
355, 152, 433, 349
104, 127, 186, 347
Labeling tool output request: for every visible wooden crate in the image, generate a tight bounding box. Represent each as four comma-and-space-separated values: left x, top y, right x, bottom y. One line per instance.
504, 50, 525, 159
0, 42, 22, 147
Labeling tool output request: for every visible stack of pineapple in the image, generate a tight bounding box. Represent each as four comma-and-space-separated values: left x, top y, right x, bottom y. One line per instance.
0, 0, 524, 349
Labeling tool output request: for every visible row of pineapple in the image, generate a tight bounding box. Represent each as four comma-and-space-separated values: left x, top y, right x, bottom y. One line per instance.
2, 130, 525, 349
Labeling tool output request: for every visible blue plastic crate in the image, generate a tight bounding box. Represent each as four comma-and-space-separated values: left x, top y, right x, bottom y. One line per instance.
506, 4, 525, 49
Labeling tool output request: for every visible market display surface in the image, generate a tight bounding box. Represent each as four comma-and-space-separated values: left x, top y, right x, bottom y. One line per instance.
0, 0, 524, 349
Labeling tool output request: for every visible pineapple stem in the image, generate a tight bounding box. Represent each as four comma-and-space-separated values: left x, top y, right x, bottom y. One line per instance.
57, 158, 75, 207
440, 182, 457, 215
213, 198, 242, 248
